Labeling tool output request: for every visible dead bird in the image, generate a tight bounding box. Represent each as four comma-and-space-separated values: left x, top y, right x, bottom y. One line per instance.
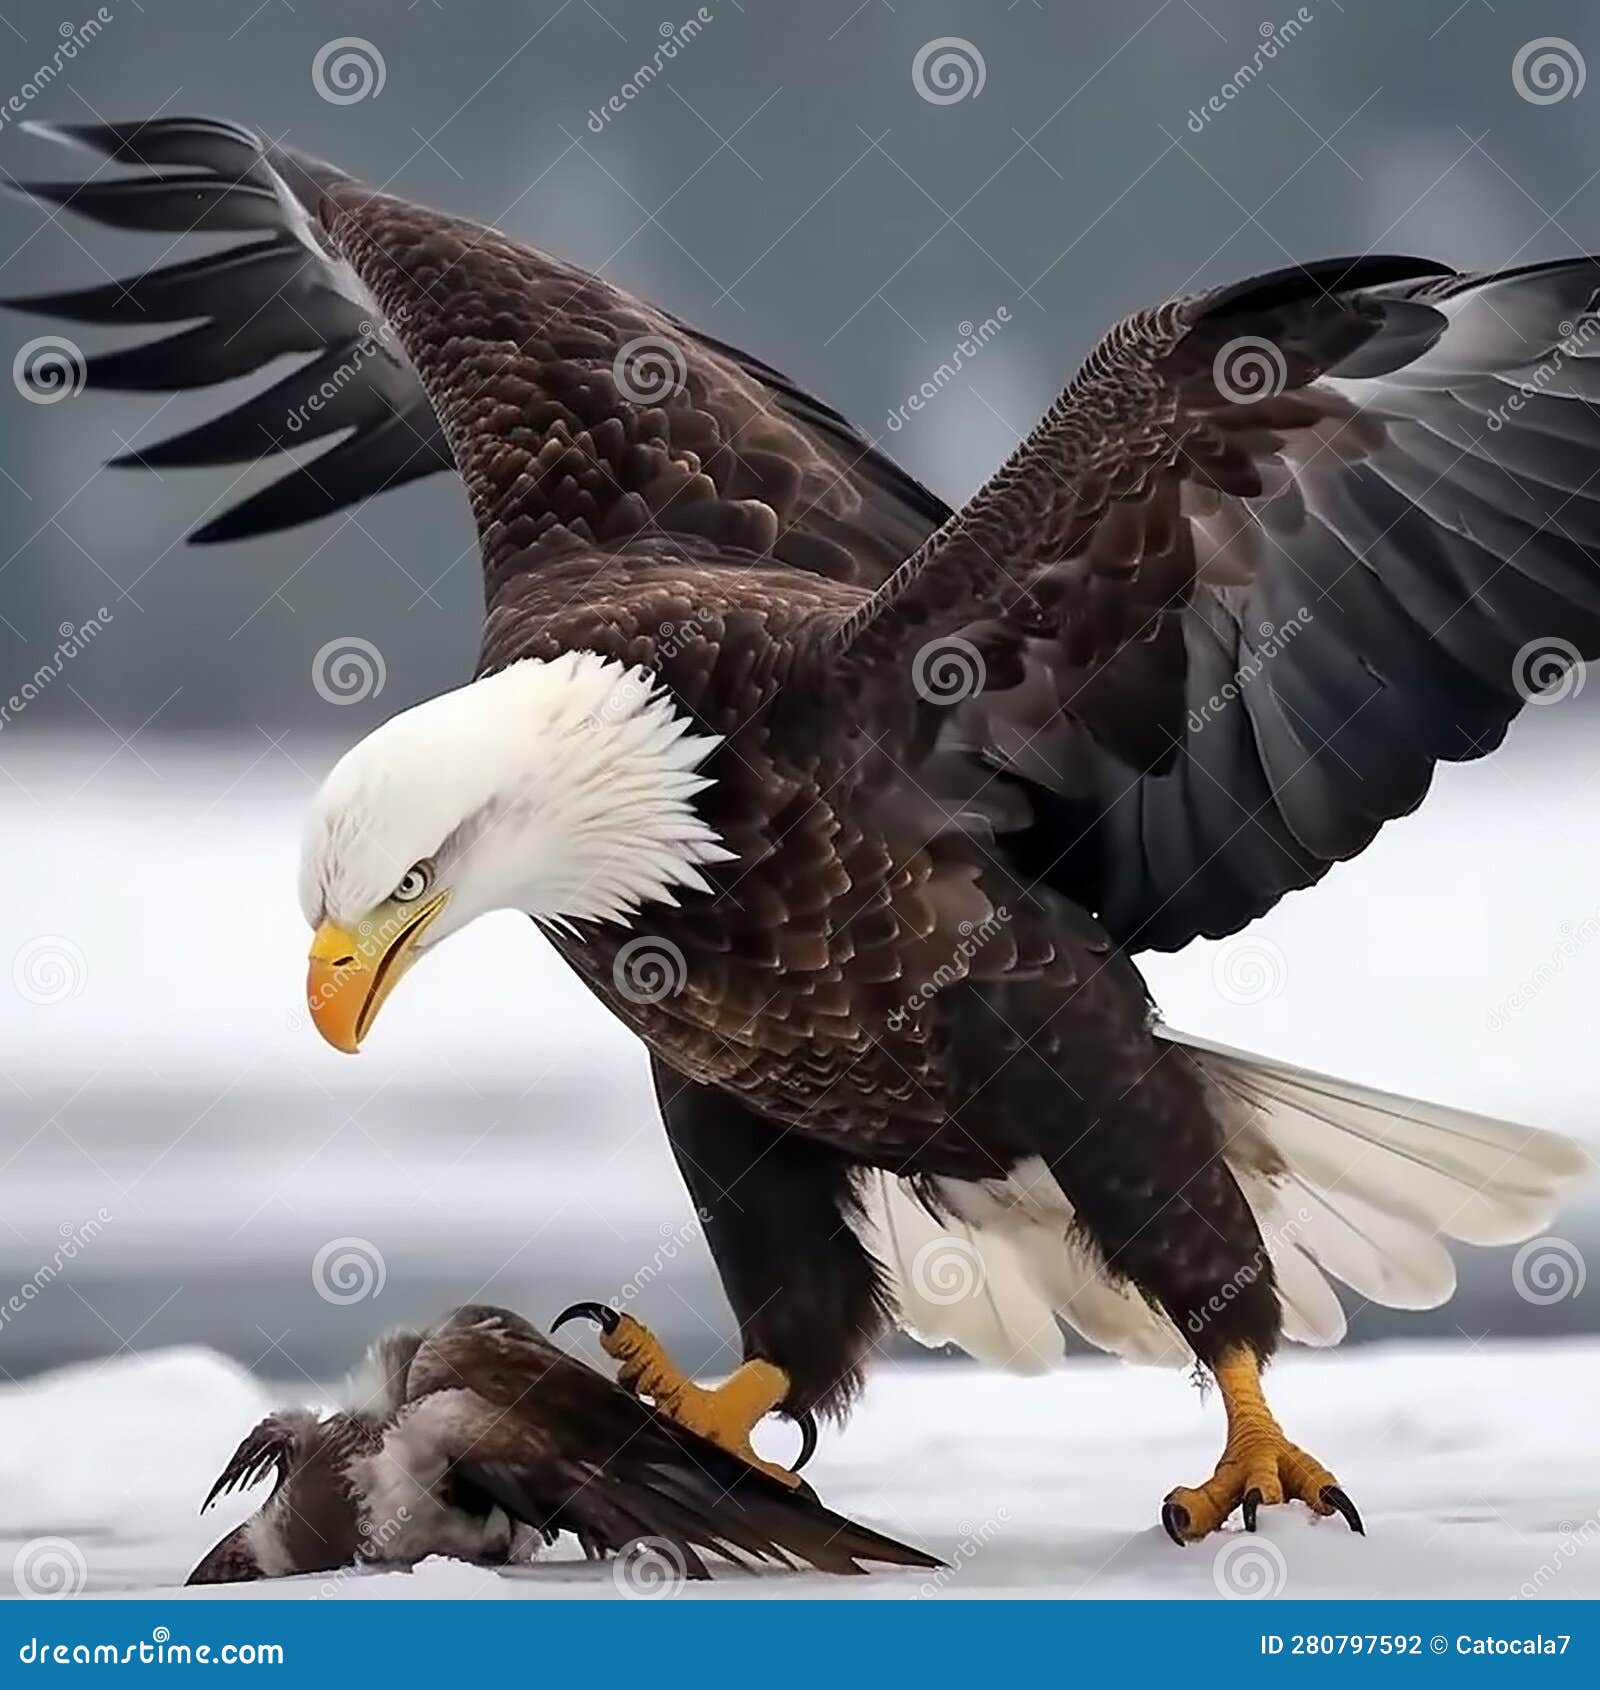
187, 1303, 939, 1584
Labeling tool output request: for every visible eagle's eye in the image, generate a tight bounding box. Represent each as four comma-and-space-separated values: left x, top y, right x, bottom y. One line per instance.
393, 862, 432, 904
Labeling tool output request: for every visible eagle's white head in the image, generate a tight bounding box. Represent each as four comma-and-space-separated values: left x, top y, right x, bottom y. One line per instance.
298, 650, 730, 1052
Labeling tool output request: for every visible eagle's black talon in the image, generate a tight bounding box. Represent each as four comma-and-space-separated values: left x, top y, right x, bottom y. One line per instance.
1161, 1501, 1190, 1545
1321, 1485, 1364, 1535
789, 1409, 819, 1474
1242, 1487, 1262, 1532
791, 1478, 820, 1504
553, 1301, 619, 1337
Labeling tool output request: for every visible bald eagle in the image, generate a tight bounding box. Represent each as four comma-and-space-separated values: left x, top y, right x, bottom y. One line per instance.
12, 117, 1591, 1544
188, 1302, 936, 1584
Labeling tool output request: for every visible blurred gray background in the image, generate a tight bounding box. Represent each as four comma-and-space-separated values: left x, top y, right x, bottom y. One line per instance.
1, 0, 1598, 1389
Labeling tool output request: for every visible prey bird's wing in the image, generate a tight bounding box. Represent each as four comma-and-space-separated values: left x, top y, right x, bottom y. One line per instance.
199, 1409, 321, 1512
821, 255, 1600, 950
7, 117, 945, 587
410, 1305, 939, 1578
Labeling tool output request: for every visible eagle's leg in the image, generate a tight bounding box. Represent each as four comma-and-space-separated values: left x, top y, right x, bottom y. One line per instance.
1162, 1347, 1364, 1543
555, 1304, 800, 1486
653, 1062, 892, 1420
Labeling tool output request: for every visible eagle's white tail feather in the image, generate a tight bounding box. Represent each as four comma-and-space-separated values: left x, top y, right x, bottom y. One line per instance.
856, 1172, 1064, 1372
1168, 1025, 1589, 1325
1034, 1228, 1189, 1366
1244, 1166, 1456, 1310
859, 1168, 1189, 1371
1168, 1023, 1589, 1241
857, 1031, 1589, 1375
1257, 1221, 1348, 1347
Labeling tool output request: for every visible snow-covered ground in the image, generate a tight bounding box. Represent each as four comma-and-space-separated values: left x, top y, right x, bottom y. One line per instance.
4, 1338, 1597, 1600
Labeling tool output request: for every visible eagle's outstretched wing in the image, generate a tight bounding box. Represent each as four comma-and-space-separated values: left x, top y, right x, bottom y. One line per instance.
7, 116, 944, 582
825, 255, 1600, 949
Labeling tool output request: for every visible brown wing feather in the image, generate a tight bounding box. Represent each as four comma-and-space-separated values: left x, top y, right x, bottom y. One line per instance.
823, 258, 1414, 762
412, 1306, 939, 1577
9, 117, 946, 585
821, 253, 1600, 951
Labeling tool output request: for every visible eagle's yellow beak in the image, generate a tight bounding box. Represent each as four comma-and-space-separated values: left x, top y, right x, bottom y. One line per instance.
306, 892, 449, 1054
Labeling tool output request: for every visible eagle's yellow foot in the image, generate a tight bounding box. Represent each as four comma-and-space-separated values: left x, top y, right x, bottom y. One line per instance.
553, 1303, 806, 1488
1163, 1348, 1364, 1544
